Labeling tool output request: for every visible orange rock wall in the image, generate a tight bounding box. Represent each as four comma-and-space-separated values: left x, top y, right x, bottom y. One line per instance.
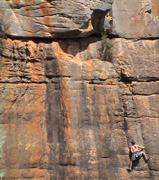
0, 38, 125, 179
0, 0, 159, 180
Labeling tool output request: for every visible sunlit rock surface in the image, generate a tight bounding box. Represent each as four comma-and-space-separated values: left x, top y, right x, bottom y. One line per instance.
111, 0, 159, 38
0, 0, 159, 180
0, 0, 113, 38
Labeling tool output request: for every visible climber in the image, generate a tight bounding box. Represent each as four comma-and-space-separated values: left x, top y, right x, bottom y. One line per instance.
127, 140, 149, 172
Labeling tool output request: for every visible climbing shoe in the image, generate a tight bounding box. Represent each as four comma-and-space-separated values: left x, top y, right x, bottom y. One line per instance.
145, 158, 149, 163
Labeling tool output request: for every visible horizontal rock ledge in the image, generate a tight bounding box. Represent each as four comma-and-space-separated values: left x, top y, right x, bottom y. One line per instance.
0, 0, 113, 38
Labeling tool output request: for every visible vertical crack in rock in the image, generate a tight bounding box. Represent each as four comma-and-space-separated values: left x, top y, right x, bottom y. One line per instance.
45, 43, 77, 179
111, 36, 159, 178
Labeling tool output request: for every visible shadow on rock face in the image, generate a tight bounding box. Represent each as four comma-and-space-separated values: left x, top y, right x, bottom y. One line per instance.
58, 36, 102, 57
132, 157, 141, 169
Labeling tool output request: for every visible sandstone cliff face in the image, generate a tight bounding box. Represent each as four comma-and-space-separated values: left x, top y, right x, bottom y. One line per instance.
111, 0, 159, 38
0, 0, 112, 38
0, 0, 159, 180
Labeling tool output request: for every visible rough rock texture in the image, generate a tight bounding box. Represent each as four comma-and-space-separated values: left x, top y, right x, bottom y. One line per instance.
0, 0, 113, 38
111, 0, 159, 38
0, 0, 159, 180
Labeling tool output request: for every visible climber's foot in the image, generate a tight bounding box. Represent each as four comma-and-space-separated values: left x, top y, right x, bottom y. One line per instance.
145, 158, 149, 163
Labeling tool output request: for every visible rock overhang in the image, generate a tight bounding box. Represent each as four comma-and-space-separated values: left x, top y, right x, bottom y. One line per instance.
0, 0, 114, 38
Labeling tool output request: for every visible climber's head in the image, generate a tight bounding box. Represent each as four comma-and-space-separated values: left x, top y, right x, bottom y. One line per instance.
131, 140, 135, 145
